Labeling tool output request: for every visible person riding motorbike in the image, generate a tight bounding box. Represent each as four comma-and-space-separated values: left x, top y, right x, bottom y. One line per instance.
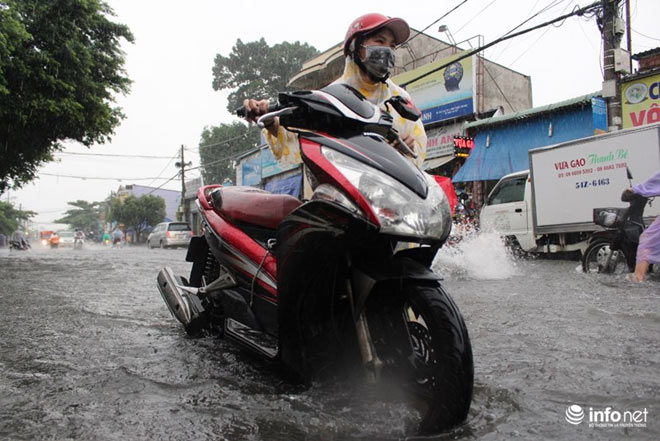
624, 169, 660, 282
243, 13, 427, 178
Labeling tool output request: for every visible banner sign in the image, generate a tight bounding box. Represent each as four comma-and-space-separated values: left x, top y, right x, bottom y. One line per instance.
425, 122, 462, 159
622, 73, 660, 129
261, 145, 298, 178
241, 150, 262, 186
393, 53, 474, 125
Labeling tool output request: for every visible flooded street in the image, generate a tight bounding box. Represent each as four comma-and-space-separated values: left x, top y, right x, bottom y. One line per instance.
0, 237, 657, 440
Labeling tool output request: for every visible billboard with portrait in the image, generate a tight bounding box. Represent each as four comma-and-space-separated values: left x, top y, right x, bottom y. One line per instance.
393, 53, 474, 125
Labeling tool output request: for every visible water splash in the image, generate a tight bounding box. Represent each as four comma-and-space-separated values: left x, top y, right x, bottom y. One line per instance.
433, 222, 518, 280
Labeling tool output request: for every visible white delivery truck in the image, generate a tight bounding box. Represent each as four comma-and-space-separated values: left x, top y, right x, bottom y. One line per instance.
479, 123, 660, 255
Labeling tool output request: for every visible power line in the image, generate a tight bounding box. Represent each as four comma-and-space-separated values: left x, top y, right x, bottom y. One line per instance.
39, 172, 181, 181
55, 151, 175, 159
453, 0, 500, 36
632, 28, 660, 41
399, 0, 602, 88
406, 0, 469, 44
145, 172, 182, 195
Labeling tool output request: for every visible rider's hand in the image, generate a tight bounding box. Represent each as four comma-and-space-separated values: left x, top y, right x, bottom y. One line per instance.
242, 98, 279, 134
621, 188, 636, 202
400, 134, 415, 151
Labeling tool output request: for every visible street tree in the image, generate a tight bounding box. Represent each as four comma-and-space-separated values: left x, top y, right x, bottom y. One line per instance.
199, 122, 261, 185
0, 0, 134, 192
206, 39, 317, 183
54, 200, 102, 232
0, 201, 35, 236
109, 195, 165, 243
212, 38, 318, 113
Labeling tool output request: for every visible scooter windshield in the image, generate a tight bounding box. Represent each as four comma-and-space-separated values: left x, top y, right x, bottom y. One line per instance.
320, 84, 376, 119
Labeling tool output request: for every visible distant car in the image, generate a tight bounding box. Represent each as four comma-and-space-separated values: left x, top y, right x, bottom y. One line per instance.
147, 222, 193, 249
57, 231, 75, 247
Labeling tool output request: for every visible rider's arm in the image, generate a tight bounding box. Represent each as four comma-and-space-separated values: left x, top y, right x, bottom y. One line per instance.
632, 169, 660, 198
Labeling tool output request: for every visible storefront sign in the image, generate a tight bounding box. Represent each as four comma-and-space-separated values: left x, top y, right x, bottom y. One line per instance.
622, 73, 660, 128
393, 53, 474, 125
453, 136, 474, 158
425, 122, 463, 159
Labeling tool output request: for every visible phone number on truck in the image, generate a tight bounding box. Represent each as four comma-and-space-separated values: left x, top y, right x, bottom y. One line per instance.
575, 178, 610, 189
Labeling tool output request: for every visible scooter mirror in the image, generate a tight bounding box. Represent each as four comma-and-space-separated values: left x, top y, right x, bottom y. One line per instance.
386, 96, 421, 121
626, 166, 633, 180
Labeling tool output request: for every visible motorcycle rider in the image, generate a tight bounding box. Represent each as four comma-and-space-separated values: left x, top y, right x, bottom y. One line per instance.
11, 228, 30, 249
243, 13, 427, 171
624, 169, 660, 282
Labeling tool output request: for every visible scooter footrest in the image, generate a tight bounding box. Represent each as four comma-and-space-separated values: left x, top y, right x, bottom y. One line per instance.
224, 318, 278, 359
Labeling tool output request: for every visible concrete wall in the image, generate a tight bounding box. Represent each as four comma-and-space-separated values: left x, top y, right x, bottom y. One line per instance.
481, 57, 533, 114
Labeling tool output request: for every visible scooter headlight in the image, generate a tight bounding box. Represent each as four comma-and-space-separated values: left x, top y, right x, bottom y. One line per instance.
322, 148, 451, 241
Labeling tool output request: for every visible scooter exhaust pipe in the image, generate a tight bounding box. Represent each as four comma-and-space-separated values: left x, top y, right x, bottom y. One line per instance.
156, 267, 207, 334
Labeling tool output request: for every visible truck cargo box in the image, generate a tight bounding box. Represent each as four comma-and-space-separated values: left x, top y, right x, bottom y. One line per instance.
529, 124, 660, 234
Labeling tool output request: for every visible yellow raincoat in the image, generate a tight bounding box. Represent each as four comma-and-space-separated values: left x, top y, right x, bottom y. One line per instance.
264, 57, 427, 169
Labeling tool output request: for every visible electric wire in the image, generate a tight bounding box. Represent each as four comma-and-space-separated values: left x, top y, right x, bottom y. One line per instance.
453, 0, 500, 36
406, 0, 469, 45
491, 0, 565, 60
632, 28, 660, 41
399, 0, 602, 88
39, 172, 179, 181
145, 171, 182, 195
55, 151, 174, 159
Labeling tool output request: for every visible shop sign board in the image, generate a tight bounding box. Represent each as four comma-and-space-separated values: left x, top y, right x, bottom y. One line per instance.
622, 73, 660, 128
425, 122, 463, 159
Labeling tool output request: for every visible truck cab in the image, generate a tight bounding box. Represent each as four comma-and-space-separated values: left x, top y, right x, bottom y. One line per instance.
479, 170, 535, 250
480, 170, 591, 255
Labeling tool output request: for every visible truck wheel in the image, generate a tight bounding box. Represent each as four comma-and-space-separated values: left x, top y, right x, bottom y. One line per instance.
582, 239, 627, 274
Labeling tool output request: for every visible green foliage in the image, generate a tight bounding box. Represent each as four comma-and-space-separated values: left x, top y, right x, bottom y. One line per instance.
109, 195, 165, 242
199, 122, 261, 185
54, 200, 102, 232
0, 0, 134, 192
212, 38, 318, 112
0, 201, 35, 235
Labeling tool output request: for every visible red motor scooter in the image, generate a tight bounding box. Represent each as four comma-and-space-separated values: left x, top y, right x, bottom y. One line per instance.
157, 84, 473, 433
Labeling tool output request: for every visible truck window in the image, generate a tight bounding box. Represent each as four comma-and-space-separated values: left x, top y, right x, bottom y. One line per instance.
488, 177, 526, 205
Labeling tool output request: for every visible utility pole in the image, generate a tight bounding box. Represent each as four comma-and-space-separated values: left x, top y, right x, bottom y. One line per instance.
600, 0, 624, 130
175, 145, 192, 223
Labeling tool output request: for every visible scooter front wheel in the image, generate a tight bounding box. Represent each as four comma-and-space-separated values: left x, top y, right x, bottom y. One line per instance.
368, 283, 474, 434
582, 239, 628, 274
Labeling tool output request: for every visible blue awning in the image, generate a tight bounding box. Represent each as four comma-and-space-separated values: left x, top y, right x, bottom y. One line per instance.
452, 137, 527, 182
265, 173, 303, 198
453, 102, 598, 183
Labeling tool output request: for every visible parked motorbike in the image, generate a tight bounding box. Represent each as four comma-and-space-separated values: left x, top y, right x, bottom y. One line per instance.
157, 84, 473, 433
9, 239, 30, 251
582, 174, 652, 274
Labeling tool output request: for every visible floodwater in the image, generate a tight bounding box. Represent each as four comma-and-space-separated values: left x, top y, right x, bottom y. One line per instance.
0, 236, 657, 441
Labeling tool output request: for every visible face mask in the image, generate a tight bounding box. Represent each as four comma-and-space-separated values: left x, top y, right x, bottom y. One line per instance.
360, 45, 396, 82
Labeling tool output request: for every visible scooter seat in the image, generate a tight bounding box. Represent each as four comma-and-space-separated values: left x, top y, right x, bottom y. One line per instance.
210, 187, 302, 230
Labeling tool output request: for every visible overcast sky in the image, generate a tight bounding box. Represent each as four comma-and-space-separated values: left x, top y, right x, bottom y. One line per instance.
9, 0, 659, 228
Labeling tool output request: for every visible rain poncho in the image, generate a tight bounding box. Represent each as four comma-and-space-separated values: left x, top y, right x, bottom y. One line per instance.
264, 57, 427, 169
633, 169, 660, 264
